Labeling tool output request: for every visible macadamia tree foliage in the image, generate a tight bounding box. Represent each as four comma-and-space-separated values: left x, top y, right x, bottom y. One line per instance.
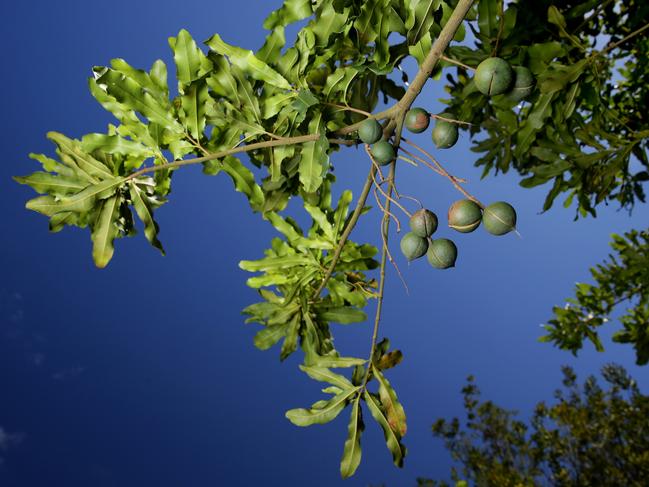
13, 0, 649, 477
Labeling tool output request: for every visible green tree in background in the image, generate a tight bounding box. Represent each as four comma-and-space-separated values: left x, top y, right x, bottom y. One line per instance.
13, 0, 649, 477
420, 364, 649, 486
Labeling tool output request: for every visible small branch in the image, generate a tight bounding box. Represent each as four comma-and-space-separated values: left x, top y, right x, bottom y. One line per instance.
402, 138, 483, 207
432, 114, 474, 127
601, 22, 649, 55
323, 102, 371, 117
373, 185, 401, 233
441, 55, 475, 71
311, 163, 377, 299
127, 133, 320, 180
396, 0, 476, 112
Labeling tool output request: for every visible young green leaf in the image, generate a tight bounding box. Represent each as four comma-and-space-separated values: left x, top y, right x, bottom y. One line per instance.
340, 394, 363, 479
91, 194, 122, 268
205, 34, 293, 90
286, 387, 359, 427
373, 364, 407, 436
128, 182, 165, 254
299, 365, 354, 390
363, 390, 407, 467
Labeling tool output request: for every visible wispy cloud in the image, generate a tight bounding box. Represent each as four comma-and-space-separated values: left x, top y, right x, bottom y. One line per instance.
0, 426, 24, 466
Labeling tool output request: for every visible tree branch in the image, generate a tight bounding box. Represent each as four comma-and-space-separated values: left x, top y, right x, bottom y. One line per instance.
311, 163, 377, 299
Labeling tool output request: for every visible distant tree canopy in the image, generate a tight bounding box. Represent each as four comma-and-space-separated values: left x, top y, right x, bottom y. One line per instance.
420, 364, 649, 486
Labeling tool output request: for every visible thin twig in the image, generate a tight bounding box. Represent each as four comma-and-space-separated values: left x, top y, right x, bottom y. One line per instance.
323, 102, 372, 117
441, 55, 475, 71
311, 164, 377, 299
432, 114, 474, 127
402, 137, 483, 207
601, 22, 649, 55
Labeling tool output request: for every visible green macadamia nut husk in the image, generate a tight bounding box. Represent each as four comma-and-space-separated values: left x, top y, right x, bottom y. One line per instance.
432, 113, 459, 149
409, 208, 438, 237
448, 199, 482, 233
400, 232, 428, 261
405, 107, 430, 134
505, 66, 534, 102
427, 238, 458, 269
483, 201, 517, 235
358, 118, 383, 144
370, 140, 396, 166
474, 57, 514, 96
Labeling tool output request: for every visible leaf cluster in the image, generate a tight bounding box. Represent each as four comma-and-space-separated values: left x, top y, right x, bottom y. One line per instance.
541, 228, 649, 365
423, 364, 649, 486
440, 0, 649, 218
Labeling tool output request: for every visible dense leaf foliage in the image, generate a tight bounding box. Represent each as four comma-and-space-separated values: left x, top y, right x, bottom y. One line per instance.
442, 0, 649, 218
13, 0, 649, 477
420, 364, 649, 486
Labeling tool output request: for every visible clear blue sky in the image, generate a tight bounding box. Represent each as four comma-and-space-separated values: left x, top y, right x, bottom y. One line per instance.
2, 1, 648, 486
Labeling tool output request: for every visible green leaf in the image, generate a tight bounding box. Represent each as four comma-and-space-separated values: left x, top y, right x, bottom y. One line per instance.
94, 68, 183, 133
311, 356, 367, 368
299, 365, 354, 390
304, 204, 334, 240
169, 29, 212, 87
221, 156, 265, 210
239, 255, 312, 272
26, 177, 124, 216
373, 364, 407, 436
129, 182, 165, 254
14, 172, 86, 196
48, 132, 113, 181
280, 313, 301, 360
80, 133, 155, 163
205, 33, 293, 90
286, 387, 359, 426
299, 115, 330, 193
364, 390, 407, 467
91, 194, 122, 268
179, 80, 210, 140
478, 0, 498, 39
318, 306, 367, 324
263, 0, 313, 30
254, 324, 286, 350
340, 394, 363, 478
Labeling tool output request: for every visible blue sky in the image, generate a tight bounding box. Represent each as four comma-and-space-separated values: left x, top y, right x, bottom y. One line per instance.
2, 1, 648, 486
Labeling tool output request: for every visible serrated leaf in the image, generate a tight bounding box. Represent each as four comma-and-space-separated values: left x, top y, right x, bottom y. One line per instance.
280, 313, 301, 360
286, 387, 359, 427
169, 29, 212, 87
239, 255, 312, 272
48, 132, 113, 181
179, 80, 209, 140
340, 394, 363, 478
373, 364, 407, 437
299, 115, 329, 193
304, 204, 334, 240
205, 33, 293, 90
80, 133, 155, 162
221, 156, 265, 210
263, 0, 313, 30
364, 390, 406, 467
91, 194, 121, 268
94, 68, 183, 133
129, 182, 164, 254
